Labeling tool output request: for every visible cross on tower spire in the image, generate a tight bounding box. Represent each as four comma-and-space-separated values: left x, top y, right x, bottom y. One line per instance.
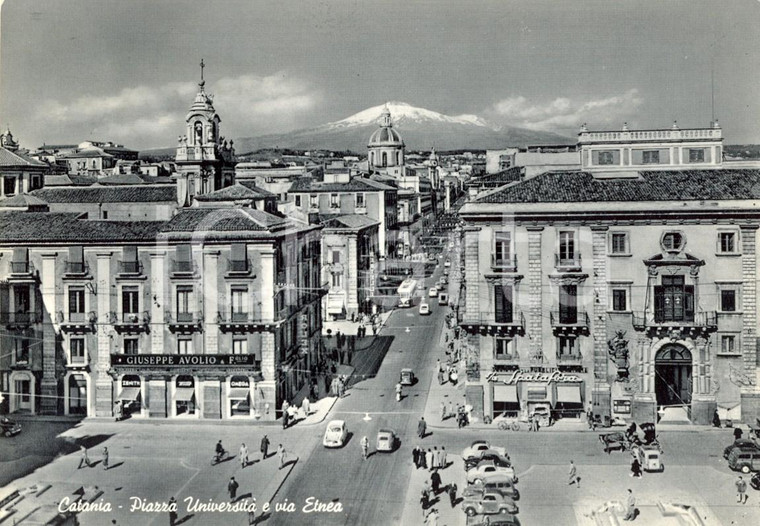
199, 58, 205, 87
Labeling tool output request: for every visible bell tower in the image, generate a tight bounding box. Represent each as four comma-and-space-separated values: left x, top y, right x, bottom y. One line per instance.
175, 60, 236, 206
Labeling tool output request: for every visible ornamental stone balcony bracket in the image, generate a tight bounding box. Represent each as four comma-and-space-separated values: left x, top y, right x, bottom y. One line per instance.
548, 274, 589, 286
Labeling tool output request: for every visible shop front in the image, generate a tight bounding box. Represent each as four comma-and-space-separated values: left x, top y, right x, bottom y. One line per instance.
487, 370, 585, 422
116, 374, 143, 418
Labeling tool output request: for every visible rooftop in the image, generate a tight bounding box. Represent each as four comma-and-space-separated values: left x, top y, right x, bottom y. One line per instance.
322, 214, 380, 230
30, 185, 177, 203
0, 212, 165, 243
0, 147, 48, 168
289, 176, 395, 193
158, 208, 311, 241
194, 183, 274, 201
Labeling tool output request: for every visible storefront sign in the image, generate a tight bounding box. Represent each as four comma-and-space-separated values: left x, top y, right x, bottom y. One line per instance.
487, 370, 582, 385
111, 354, 257, 367
121, 375, 141, 387
177, 376, 194, 388
230, 376, 250, 388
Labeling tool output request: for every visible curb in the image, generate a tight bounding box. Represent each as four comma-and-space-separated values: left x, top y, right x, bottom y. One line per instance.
293, 397, 340, 428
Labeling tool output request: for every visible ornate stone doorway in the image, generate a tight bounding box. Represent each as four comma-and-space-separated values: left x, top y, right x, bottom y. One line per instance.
654, 344, 692, 407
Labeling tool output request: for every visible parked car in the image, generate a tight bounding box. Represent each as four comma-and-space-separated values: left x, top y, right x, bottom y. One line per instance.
460, 487, 518, 514
728, 448, 760, 473
0, 418, 21, 437
322, 420, 348, 448
750, 471, 760, 490
468, 473, 520, 500
428, 286, 438, 297
462, 489, 516, 517
419, 302, 430, 315
376, 428, 398, 452
463, 440, 508, 461
465, 450, 511, 471
438, 293, 449, 305
465, 517, 519, 526
467, 460, 518, 484
444, 259, 451, 268
723, 439, 760, 459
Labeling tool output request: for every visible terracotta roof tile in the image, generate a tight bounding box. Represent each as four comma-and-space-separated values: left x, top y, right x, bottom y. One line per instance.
30, 185, 177, 203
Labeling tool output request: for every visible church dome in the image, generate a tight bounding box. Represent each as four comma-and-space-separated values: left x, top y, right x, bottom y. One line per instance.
368, 126, 404, 146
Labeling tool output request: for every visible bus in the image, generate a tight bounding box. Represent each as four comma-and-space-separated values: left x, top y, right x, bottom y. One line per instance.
397, 279, 417, 308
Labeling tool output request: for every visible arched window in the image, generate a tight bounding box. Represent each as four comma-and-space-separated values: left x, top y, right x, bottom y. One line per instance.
381, 152, 387, 167
397, 151, 401, 165
370, 152, 374, 166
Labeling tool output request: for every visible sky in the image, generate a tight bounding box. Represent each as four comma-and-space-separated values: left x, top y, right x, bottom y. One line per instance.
1, 0, 759, 150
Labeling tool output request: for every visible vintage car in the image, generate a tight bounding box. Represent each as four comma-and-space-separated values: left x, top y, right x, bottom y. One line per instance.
322, 420, 348, 448
465, 450, 511, 471
462, 489, 517, 517
0, 418, 21, 437
419, 302, 431, 315
462, 440, 508, 461
467, 460, 518, 485
376, 428, 398, 452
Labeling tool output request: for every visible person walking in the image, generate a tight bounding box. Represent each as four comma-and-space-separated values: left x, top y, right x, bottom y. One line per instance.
426, 449, 434, 472
413, 446, 420, 468
168, 496, 178, 526
278, 444, 287, 469
239, 443, 249, 469
432, 447, 439, 469
431, 469, 442, 495
568, 460, 580, 488
260, 434, 270, 460
630, 456, 642, 478
448, 482, 457, 508
418, 417, 427, 439
78, 445, 91, 469
448, 401, 454, 420
102, 447, 109, 471
440, 401, 447, 421
420, 447, 428, 470
437, 369, 444, 385
361, 436, 369, 460
228, 477, 239, 502
623, 489, 636, 521
440, 446, 448, 469
736, 475, 748, 504
425, 507, 439, 526
527, 413, 534, 432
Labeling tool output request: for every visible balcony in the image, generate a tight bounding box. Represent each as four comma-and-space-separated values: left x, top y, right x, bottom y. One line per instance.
67, 353, 88, 368
631, 311, 717, 336
11, 353, 30, 369
1, 311, 42, 328
64, 260, 89, 276
493, 350, 520, 371
10, 261, 35, 276
170, 260, 198, 277
216, 310, 276, 332
112, 311, 150, 333
554, 253, 582, 272
460, 311, 525, 336
58, 311, 97, 332
118, 260, 143, 276
556, 352, 584, 372
226, 258, 253, 276
490, 254, 517, 273
550, 310, 590, 335
165, 310, 203, 333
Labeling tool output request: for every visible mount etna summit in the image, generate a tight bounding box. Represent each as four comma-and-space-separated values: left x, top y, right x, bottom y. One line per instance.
233, 102, 572, 153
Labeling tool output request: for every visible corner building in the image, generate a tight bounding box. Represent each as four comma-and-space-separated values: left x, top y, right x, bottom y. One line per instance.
459, 126, 760, 426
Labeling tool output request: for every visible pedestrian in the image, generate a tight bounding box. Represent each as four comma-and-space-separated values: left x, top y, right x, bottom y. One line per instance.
282, 409, 289, 430
568, 460, 579, 487
420, 488, 429, 512
527, 413, 534, 432
448, 401, 454, 420
102, 447, 109, 471
302, 396, 310, 417
361, 436, 369, 460
168, 496, 178, 526
418, 417, 427, 439
734, 427, 743, 441
532, 414, 540, 432
441, 446, 447, 469
78, 445, 91, 469
431, 469, 442, 495
432, 447, 439, 469
337, 379, 345, 398
278, 444, 286, 469
436, 359, 441, 372
623, 489, 636, 521
712, 409, 721, 428
413, 446, 420, 468
630, 456, 642, 478
426, 449, 434, 472
442, 367, 449, 384
228, 476, 239, 502
437, 369, 444, 385
425, 507, 439, 526
239, 443, 249, 469
260, 434, 270, 460
448, 482, 457, 508
440, 401, 447, 421
372, 323, 377, 336
420, 447, 428, 469
736, 475, 748, 504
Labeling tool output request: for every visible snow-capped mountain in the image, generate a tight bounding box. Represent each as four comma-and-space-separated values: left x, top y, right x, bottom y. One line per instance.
232, 102, 572, 153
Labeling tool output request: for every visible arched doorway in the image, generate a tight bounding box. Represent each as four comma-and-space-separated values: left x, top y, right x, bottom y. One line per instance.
655, 344, 692, 407
67, 374, 88, 415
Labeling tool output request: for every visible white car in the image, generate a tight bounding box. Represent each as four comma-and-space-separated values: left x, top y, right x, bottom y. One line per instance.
466, 460, 518, 484
419, 302, 430, 315
323, 420, 348, 448
428, 286, 438, 297
376, 428, 398, 452
444, 259, 451, 268
462, 440, 508, 461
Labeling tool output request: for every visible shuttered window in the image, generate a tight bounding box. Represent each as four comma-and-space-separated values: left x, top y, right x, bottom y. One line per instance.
494, 284, 513, 323
559, 285, 577, 324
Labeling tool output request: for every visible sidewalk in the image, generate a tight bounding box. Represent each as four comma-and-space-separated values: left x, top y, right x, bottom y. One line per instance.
399, 453, 466, 526
322, 309, 394, 337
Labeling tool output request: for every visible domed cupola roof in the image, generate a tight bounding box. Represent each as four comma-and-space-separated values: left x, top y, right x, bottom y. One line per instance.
368, 105, 404, 147
1, 126, 19, 151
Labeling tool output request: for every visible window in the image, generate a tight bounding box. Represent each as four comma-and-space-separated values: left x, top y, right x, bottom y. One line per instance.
309, 194, 318, 208
720, 289, 737, 312
559, 231, 575, 261
295, 195, 301, 207
356, 192, 365, 207
122, 286, 139, 319
654, 276, 694, 322
558, 336, 579, 357
558, 285, 577, 324
494, 232, 512, 265
661, 232, 684, 252
231, 287, 247, 321
642, 150, 660, 164
494, 284, 513, 323
14, 285, 31, 313
331, 272, 342, 288
718, 232, 737, 254
70, 338, 85, 364
612, 289, 628, 312
124, 338, 138, 355
3, 176, 16, 195
598, 151, 614, 165
176, 286, 193, 322
688, 149, 705, 163
15, 338, 30, 364
69, 287, 86, 321
610, 232, 629, 255
330, 194, 339, 208
721, 335, 737, 354
494, 338, 514, 359
177, 339, 193, 354
332, 250, 341, 264
232, 339, 247, 354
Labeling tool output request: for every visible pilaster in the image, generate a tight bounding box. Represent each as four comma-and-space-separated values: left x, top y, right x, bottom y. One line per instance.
740, 225, 758, 382
203, 249, 220, 354
526, 227, 543, 359
590, 226, 609, 383
463, 227, 480, 320
95, 252, 113, 416
39, 253, 59, 414
150, 251, 166, 354
258, 248, 276, 321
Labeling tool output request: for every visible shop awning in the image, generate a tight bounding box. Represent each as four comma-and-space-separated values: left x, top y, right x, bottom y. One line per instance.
327, 295, 344, 314
493, 384, 518, 403
557, 385, 582, 404
118, 387, 140, 401
175, 388, 195, 401
228, 388, 250, 400
526, 387, 548, 401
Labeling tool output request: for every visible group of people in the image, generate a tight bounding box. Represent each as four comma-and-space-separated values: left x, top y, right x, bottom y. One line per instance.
215, 435, 272, 466
412, 445, 448, 470
77, 445, 110, 470
435, 359, 458, 386
330, 375, 349, 398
